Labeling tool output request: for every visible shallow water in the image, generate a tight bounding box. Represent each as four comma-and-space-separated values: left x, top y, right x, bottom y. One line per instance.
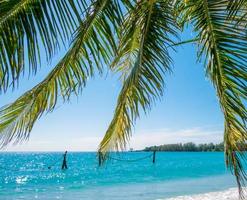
0, 152, 238, 199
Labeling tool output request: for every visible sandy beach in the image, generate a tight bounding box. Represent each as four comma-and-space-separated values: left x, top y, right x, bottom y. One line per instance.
164, 188, 245, 200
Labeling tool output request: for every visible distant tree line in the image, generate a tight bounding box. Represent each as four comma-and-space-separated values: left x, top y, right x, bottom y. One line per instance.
143, 142, 225, 152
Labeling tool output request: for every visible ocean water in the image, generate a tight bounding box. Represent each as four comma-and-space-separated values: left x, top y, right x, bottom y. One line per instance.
0, 152, 238, 200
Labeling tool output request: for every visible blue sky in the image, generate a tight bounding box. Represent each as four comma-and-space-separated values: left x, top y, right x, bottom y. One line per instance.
2, 29, 224, 151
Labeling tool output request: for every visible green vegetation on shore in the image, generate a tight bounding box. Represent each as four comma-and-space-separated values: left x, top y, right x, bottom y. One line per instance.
143, 142, 224, 152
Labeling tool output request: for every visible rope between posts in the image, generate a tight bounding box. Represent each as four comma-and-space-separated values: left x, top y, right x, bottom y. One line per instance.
46, 157, 61, 169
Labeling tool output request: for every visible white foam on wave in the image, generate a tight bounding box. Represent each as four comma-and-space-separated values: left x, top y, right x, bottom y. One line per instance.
162, 188, 246, 200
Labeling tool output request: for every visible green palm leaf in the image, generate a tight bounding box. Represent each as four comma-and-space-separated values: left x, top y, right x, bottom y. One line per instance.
227, 0, 247, 28
180, 0, 247, 196
0, 0, 84, 92
227, 0, 247, 16
98, 0, 178, 162
0, 0, 123, 147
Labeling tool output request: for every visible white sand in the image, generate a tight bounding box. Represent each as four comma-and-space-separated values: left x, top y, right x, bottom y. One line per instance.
163, 188, 246, 200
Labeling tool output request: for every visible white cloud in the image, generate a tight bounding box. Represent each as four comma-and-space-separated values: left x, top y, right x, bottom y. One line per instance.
2, 126, 223, 152
129, 127, 223, 150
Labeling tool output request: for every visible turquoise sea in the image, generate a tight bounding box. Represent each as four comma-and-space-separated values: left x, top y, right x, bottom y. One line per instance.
0, 152, 237, 200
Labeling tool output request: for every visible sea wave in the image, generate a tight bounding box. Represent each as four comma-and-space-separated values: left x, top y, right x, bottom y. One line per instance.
162, 188, 245, 200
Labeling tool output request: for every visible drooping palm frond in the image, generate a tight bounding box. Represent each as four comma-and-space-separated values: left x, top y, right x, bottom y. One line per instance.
0, 0, 85, 92
227, 0, 247, 28
98, 0, 179, 162
0, 0, 123, 147
227, 0, 247, 17
180, 0, 247, 196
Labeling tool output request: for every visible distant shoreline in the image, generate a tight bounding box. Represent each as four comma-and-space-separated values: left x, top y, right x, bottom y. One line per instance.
139, 142, 225, 152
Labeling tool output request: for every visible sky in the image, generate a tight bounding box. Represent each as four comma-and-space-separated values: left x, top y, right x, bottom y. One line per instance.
1, 29, 224, 152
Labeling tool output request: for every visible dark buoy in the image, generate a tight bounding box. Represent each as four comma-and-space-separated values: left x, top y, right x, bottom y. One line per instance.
152, 150, 156, 164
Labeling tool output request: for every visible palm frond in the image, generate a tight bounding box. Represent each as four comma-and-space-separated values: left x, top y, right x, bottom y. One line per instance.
227, 0, 247, 17
227, 0, 247, 28
98, 0, 178, 163
168, 38, 199, 48
0, 0, 85, 92
0, 0, 123, 148
181, 0, 247, 197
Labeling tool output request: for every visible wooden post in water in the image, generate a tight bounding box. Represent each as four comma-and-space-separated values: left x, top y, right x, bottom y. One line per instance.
152, 150, 156, 164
